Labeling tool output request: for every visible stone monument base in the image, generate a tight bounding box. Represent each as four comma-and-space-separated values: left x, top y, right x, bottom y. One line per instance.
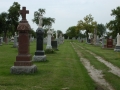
114, 46, 120, 51
11, 65, 37, 74
32, 55, 46, 61
46, 45, 52, 49
13, 43, 18, 48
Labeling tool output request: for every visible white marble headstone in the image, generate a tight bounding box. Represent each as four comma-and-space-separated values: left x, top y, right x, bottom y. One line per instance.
116, 33, 120, 46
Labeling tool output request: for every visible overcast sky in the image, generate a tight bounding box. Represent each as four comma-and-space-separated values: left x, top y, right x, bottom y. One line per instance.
0, 0, 120, 33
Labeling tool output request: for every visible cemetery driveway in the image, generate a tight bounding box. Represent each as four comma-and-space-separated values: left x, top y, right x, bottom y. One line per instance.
71, 42, 115, 90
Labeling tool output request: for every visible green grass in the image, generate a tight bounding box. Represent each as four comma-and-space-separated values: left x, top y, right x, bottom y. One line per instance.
72, 42, 109, 71
72, 40, 120, 90
0, 40, 95, 90
77, 41, 120, 68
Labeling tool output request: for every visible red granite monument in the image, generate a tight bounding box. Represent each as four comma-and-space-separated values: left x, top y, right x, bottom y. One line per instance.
107, 39, 113, 48
11, 7, 37, 74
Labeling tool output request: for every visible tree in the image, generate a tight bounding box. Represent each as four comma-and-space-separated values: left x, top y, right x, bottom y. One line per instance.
32, 8, 55, 28
0, 2, 20, 42
0, 12, 8, 38
66, 26, 77, 38
106, 6, 120, 38
97, 24, 106, 37
77, 14, 97, 41
29, 28, 36, 38
8, 2, 20, 35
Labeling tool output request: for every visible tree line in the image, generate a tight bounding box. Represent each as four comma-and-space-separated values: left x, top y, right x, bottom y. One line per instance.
65, 6, 120, 40
0, 2, 63, 40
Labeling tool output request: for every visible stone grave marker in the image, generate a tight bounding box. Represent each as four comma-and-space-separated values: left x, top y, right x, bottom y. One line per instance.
33, 14, 46, 61
0, 37, 2, 46
11, 7, 37, 74
46, 26, 52, 49
114, 33, 120, 51
13, 32, 18, 48
106, 36, 113, 48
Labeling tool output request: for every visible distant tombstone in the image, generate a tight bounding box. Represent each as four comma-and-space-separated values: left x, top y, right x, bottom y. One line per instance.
13, 32, 18, 48
59, 33, 63, 44
11, 36, 14, 42
93, 29, 97, 45
101, 36, 105, 48
46, 26, 52, 49
43, 37, 47, 44
29, 34, 32, 42
33, 14, 46, 61
67, 37, 69, 40
114, 33, 120, 51
0, 38, 2, 45
11, 7, 37, 74
51, 41, 58, 50
88, 33, 92, 43
107, 39, 113, 48
72, 37, 75, 40
56, 30, 58, 39
96, 35, 100, 45
1, 37, 3, 43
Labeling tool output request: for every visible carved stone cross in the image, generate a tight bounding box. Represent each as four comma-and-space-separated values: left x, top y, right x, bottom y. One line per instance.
20, 7, 29, 21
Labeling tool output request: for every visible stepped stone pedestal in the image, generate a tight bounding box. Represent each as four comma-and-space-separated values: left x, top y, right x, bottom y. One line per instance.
11, 7, 37, 74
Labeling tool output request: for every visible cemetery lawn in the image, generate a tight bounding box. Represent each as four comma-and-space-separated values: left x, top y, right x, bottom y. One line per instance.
1, 40, 120, 90
0, 41, 95, 90
73, 40, 120, 90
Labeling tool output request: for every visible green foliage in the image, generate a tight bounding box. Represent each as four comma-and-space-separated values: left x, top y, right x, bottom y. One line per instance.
29, 28, 36, 38
0, 2, 20, 37
106, 6, 120, 38
97, 24, 106, 36
0, 12, 8, 35
45, 49, 55, 54
77, 14, 97, 41
66, 26, 77, 38
7, 2, 20, 35
32, 8, 55, 27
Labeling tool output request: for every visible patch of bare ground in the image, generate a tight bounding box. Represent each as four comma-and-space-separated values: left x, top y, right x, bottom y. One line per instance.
71, 42, 114, 90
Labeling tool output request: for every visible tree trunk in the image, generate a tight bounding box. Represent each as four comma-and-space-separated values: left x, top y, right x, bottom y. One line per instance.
86, 30, 88, 43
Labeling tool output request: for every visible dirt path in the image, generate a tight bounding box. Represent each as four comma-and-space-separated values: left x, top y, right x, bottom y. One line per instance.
74, 42, 120, 77
86, 50, 120, 77
71, 42, 114, 90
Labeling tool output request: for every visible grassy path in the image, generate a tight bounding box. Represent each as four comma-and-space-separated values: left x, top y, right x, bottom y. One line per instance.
72, 40, 120, 90
71, 42, 113, 90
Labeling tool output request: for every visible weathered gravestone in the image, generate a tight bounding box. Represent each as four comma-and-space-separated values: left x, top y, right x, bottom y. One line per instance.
33, 14, 46, 61
51, 41, 58, 50
106, 38, 113, 48
0, 38, 2, 46
46, 26, 52, 49
1, 37, 3, 43
11, 36, 14, 42
51, 31, 58, 50
114, 33, 120, 51
11, 7, 37, 74
13, 32, 18, 48
93, 28, 97, 45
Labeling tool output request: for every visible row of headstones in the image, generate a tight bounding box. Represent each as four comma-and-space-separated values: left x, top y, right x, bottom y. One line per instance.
86, 33, 120, 51
10, 7, 65, 74
69, 33, 120, 51
0, 34, 35, 47
44, 34, 64, 45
